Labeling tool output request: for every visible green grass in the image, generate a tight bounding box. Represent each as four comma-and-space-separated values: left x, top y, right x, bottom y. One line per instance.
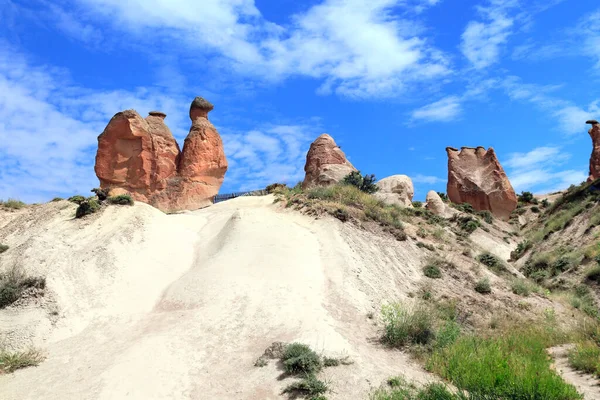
282, 343, 322, 375
426, 326, 581, 399
510, 279, 540, 296
0, 199, 26, 209
282, 373, 328, 398
370, 378, 462, 400
381, 303, 434, 347
0, 244, 8, 254
0, 265, 46, 308
568, 342, 600, 378
107, 195, 134, 205
474, 278, 491, 294
0, 349, 44, 374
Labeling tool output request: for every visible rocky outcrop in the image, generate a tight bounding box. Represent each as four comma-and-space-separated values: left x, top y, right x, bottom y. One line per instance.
425, 190, 446, 216
587, 120, 600, 182
446, 146, 517, 221
302, 134, 356, 189
95, 97, 228, 213
374, 175, 414, 207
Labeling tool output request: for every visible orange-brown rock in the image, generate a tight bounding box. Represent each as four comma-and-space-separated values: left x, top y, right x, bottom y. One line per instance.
94, 97, 228, 212
302, 134, 356, 189
587, 120, 600, 182
446, 146, 517, 221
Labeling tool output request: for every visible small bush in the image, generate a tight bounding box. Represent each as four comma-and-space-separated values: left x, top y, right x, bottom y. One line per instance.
437, 192, 449, 202
474, 278, 491, 294
0, 244, 8, 254
332, 208, 349, 222
381, 303, 434, 347
282, 374, 328, 397
75, 199, 100, 218
477, 252, 505, 273
91, 188, 109, 201
0, 266, 46, 308
423, 264, 442, 279
282, 343, 322, 375
455, 215, 480, 234
266, 183, 287, 193
417, 226, 427, 238
477, 210, 493, 224
68, 195, 86, 205
568, 342, 600, 378
518, 191, 535, 203
412, 201, 423, 208
0, 199, 25, 209
0, 349, 44, 373
541, 199, 550, 208
452, 203, 475, 214
586, 266, 600, 282
511, 279, 531, 296
51, 197, 63, 202
342, 171, 379, 194
107, 195, 134, 206
531, 206, 540, 213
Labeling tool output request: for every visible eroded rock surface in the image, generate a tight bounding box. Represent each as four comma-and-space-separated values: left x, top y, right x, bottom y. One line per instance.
587, 120, 600, 182
374, 175, 414, 207
425, 190, 446, 216
302, 134, 356, 189
95, 97, 227, 212
446, 146, 517, 220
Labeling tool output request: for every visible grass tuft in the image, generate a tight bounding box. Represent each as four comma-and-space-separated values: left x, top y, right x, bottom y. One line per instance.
282, 343, 322, 375
0, 199, 26, 209
107, 195, 134, 206
474, 278, 492, 294
0, 265, 46, 308
0, 348, 44, 374
381, 303, 434, 347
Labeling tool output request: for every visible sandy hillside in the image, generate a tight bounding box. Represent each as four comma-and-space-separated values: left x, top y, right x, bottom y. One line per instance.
0, 196, 439, 400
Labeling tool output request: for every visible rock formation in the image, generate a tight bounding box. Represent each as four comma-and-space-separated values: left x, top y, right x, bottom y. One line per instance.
446, 146, 517, 221
94, 97, 228, 213
587, 120, 600, 182
374, 175, 414, 207
425, 190, 446, 216
302, 134, 356, 189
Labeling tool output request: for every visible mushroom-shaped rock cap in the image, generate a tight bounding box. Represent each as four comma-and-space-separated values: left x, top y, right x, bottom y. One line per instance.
586, 120, 599, 125
148, 111, 167, 119
189, 97, 214, 120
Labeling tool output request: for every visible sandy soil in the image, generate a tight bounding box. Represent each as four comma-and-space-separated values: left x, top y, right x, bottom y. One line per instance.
0, 197, 436, 399
549, 345, 600, 400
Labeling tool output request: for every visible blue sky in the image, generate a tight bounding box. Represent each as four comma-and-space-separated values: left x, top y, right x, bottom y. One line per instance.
1, 0, 599, 202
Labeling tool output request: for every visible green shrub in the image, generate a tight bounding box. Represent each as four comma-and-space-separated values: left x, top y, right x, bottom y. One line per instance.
75, 199, 100, 218
427, 328, 581, 399
381, 303, 434, 347
437, 192, 449, 202
586, 266, 600, 282
511, 279, 531, 296
0, 266, 46, 308
412, 201, 423, 208
474, 278, 491, 294
477, 252, 505, 273
282, 343, 322, 375
541, 199, 550, 208
453, 203, 474, 214
0, 199, 25, 209
0, 349, 44, 374
266, 183, 287, 193
0, 244, 8, 254
455, 216, 480, 234
568, 342, 600, 378
51, 197, 63, 202
107, 195, 134, 206
91, 188, 109, 201
423, 264, 442, 279
477, 210, 493, 224
282, 374, 328, 397
518, 191, 535, 203
371, 379, 459, 400
68, 195, 86, 205
332, 208, 349, 222
531, 206, 540, 213
342, 171, 379, 194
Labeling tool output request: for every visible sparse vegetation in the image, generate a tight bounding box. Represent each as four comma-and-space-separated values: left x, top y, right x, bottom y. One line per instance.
518, 191, 536, 204
412, 201, 423, 208
282, 374, 328, 398
0, 348, 44, 374
437, 192, 449, 202
568, 341, 600, 378
0, 244, 8, 254
453, 215, 480, 234
266, 183, 287, 193
477, 210, 493, 224
381, 303, 434, 347
91, 188, 109, 201
585, 266, 600, 282
477, 252, 505, 274
511, 279, 533, 296
342, 171, 379, 194
68, 195, 86, 204
75, 199, 100, 218
282, 343, 322, 375
371, 378, 458, 400
0, 265, 45, 309
51, 197, 63, 202
474, 278, 491, 294
452, 203, 474, 214
107, 195, 134, 206
0, 199, 26, 209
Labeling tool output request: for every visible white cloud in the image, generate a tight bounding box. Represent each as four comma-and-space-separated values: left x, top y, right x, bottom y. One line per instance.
412, 174, 444, 184
55, 0, 450, 98
411, 96, 462, 122
504, 146, 586, 193
460, 0, 518, 69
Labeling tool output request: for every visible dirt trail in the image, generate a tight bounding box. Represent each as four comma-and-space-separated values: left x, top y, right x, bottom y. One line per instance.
549, 345, 600, 400
0, 196, 434, 399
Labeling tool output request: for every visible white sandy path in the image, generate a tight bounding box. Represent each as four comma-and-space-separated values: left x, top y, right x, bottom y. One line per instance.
0, 196, 434, 399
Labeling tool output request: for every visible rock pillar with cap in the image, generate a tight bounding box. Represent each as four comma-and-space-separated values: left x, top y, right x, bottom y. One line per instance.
587, 119, 600, 182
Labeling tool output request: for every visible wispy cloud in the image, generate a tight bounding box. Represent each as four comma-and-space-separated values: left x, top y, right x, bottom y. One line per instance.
504, 146, 586, 193
411, 174, 444, 184
410, 96, 462, 122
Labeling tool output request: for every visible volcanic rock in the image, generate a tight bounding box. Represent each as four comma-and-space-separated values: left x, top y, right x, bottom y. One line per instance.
95, 97, 227, 212
302, 134, 356, 189
446, 146, 517, 221
425, 190, 446, 216
374, 175, 414, 207
587, 120, 600, 182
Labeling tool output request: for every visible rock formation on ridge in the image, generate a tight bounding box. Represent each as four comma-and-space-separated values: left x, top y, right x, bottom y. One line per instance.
302, 134, 356, 189
587, 120, 600, 182
374, 175, 414, 207
94, 97, 228, 212
425, 190, 446, 216
446, 146, 517, 221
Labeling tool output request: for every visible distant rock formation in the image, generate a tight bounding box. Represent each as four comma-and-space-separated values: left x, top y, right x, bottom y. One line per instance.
587, 120, 600, 182
94, 97, 228, 212
446, 146, 517, 221
302, 134, 356, 189
425, 190, 446, 216
374, 175, 414, 207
